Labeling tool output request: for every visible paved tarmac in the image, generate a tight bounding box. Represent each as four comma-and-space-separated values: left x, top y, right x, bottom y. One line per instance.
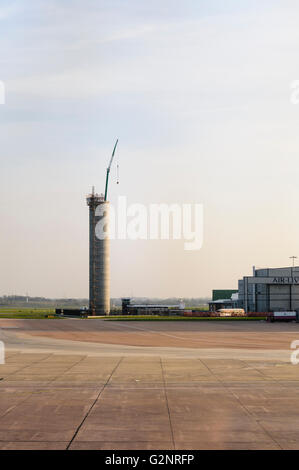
0, 319, 299, 450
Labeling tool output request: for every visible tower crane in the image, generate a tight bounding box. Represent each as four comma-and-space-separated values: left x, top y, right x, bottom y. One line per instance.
104, 139, 118, 201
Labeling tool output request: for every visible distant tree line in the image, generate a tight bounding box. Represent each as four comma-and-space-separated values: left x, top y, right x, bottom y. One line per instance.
0, 295, 210, 309
0, 295, 88, 308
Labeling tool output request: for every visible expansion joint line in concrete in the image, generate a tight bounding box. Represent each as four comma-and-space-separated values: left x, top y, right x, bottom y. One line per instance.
0, 351, 53, 380
160, 358, 175, 449
66, 356, 124, 450
198, 358, 284, 450
0, 352, 53, 420
47, 355, 88, 385
222, 382, 284, 451
250, 367, 281, 386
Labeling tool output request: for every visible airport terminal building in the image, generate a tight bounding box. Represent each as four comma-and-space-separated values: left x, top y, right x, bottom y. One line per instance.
238, 266, 299, 313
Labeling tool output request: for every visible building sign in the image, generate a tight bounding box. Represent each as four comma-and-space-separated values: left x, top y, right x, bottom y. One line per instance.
247, 276, 299, 285
272, 277, 299, 284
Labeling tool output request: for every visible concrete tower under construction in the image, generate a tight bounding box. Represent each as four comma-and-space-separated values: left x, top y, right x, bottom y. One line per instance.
86, 139, 118, 316
86, 190, 110, 315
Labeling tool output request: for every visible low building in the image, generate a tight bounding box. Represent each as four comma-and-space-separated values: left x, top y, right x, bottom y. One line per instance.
209, 294, 239, 312
121, 298, 184, 315
238, 266, 299, 313
212, 289, 238, 301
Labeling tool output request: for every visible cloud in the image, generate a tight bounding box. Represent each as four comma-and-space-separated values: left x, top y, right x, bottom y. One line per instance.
8, 6, 299, 106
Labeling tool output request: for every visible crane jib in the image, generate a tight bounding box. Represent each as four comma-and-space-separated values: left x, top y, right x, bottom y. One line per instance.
104, 139, 118, 201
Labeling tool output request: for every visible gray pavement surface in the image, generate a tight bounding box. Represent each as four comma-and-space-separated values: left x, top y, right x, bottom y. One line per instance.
0, 319, 299, 450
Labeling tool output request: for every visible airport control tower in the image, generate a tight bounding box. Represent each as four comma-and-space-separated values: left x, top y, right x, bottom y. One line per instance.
86, 139, 118, 316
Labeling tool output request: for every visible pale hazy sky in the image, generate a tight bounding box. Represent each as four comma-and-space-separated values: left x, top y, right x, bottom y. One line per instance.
1, 0, 299, 298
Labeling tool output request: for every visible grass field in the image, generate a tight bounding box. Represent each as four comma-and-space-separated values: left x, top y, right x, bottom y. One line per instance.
0, 309, 267, 321
0, 308, 55, 319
